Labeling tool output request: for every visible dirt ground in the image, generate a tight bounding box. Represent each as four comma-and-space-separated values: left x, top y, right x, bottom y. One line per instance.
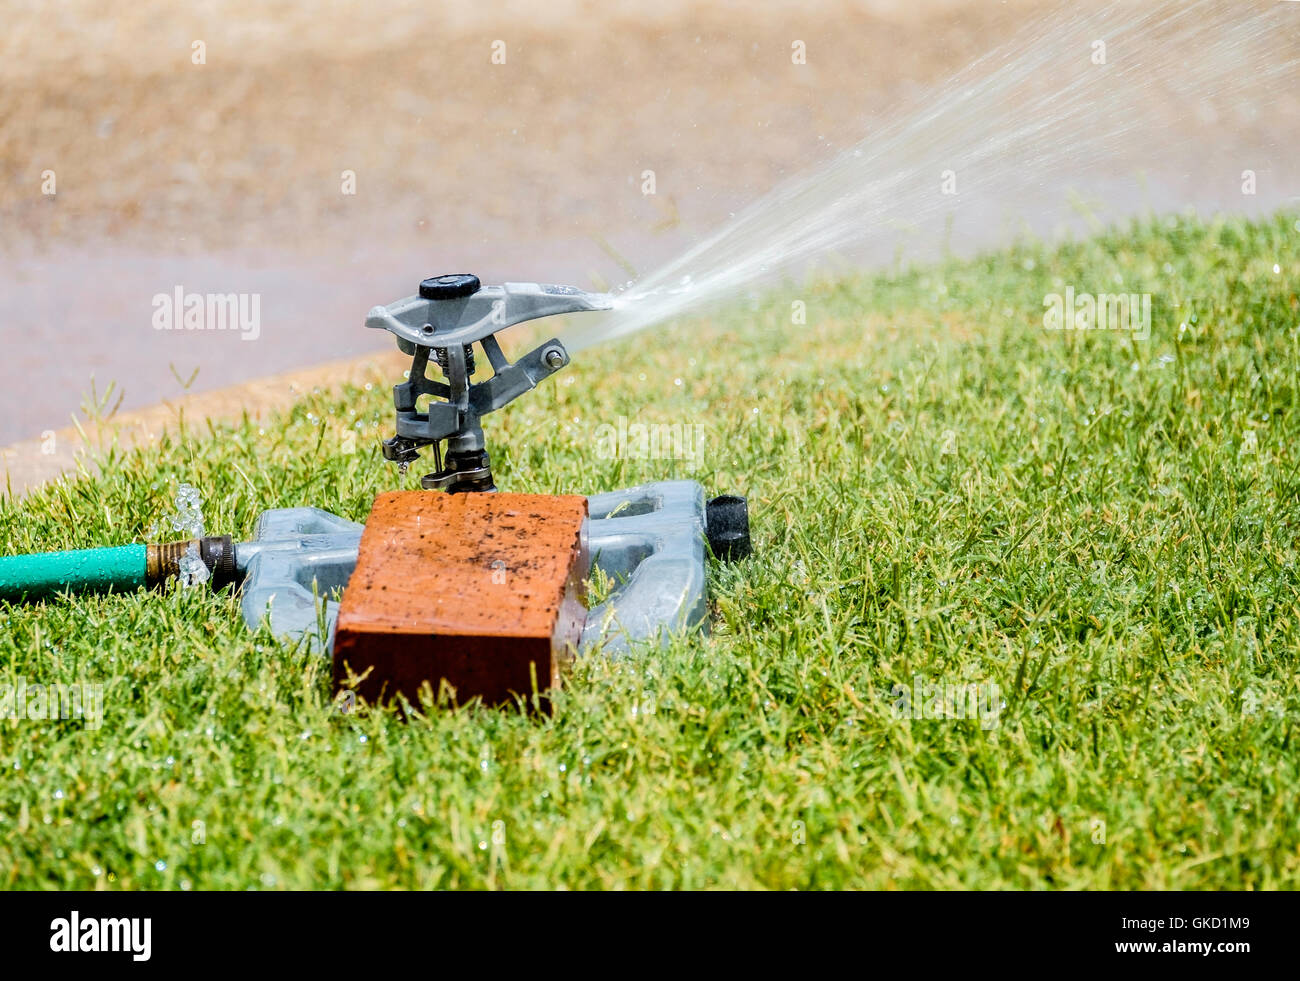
1, 0, 1296, 472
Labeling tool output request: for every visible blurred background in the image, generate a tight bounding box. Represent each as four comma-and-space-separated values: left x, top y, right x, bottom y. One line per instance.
1, 0, 1296, 450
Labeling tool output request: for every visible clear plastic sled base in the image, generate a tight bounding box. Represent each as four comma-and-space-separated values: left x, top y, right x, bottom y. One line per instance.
234, 481, 708, 657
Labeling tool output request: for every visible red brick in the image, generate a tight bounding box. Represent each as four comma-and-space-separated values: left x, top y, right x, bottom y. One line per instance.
333, 491, 588, 707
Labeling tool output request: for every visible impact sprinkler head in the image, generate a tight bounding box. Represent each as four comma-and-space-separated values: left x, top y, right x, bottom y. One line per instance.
367, 276, 611, 493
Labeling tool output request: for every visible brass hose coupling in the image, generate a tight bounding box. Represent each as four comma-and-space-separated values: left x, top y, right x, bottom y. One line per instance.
145, 536, 237, 589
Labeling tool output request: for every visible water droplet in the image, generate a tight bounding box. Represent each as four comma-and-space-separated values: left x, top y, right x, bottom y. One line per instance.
178, 541, 210, 588
168, 483, 206, 537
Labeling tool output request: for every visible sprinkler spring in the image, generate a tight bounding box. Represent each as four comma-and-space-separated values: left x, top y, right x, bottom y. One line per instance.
431, 344, 476, 377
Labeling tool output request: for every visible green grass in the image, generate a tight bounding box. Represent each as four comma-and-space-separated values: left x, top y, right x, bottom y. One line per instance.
2, 209, 1299, 889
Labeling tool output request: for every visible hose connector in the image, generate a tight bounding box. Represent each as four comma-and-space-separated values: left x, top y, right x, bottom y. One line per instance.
146, 536, 237, 589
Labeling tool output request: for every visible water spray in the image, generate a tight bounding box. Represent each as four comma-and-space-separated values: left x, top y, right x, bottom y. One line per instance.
561, 0, 1299, 353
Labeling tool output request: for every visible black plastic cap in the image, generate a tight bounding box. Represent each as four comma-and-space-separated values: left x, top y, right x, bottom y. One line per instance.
419, 274, 481, 300
706, 494, 752, 562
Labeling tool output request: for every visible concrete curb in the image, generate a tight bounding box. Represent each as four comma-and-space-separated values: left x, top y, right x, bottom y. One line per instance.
1, 351, 406, 499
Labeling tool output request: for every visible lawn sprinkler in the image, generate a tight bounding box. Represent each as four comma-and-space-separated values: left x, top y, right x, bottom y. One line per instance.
368, 274, 599, 493
0, 275, 750, 704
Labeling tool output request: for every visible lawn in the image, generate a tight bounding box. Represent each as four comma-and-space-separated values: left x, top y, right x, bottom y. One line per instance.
2, 209, 1298, 889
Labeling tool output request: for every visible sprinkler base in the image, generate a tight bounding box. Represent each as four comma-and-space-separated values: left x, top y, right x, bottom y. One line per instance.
237, 480, 743, 666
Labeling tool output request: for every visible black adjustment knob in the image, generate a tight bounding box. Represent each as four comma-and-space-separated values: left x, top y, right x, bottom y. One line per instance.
706, 494, 752, 561
419, 274, 481, 300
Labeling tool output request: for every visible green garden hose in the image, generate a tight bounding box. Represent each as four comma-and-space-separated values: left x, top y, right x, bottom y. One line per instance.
0, 537, 236, 602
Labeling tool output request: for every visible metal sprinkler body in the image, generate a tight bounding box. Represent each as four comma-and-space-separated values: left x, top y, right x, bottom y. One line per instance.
368, 274, 613, 493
